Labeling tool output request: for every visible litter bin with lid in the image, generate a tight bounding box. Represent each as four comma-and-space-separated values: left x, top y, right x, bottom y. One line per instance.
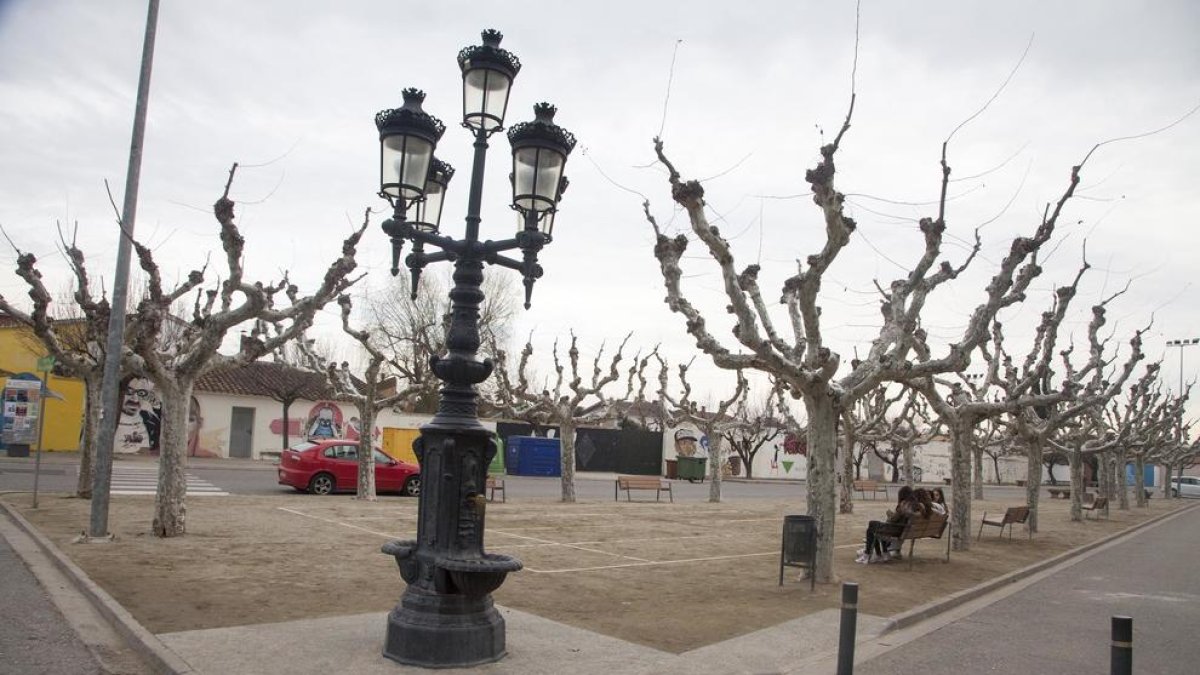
779, 514, 817, 590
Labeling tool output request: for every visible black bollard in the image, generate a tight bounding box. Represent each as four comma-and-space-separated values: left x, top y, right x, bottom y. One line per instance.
1110, 616, 1132, 675
837, 582, 859, 675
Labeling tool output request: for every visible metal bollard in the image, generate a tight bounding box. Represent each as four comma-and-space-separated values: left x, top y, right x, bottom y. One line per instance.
1110, 616, 1132, 675
837, 582, 859, 675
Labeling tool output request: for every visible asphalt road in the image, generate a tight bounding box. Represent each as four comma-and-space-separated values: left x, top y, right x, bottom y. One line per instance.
854, 505, 1200, 674
4, 454, 1079, 503
0, 528, 104, 674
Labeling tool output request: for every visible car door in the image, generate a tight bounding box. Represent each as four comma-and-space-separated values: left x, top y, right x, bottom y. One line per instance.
327, 443, 359, 489
1183, 477, 1200, 498
373, 449, 402, 492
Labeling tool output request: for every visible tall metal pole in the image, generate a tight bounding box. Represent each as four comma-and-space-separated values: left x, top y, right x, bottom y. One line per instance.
32, 369, 51, 509
1166, 338, 1197, 500
88, 0, 160, 538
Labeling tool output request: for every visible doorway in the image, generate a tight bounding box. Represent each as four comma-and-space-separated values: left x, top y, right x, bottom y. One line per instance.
229, 407, 255, 458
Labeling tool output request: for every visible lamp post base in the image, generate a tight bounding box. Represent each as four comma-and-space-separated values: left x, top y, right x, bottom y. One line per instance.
383, 586, 507, 668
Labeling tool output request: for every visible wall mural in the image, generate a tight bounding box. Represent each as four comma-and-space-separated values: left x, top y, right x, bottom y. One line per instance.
116, 378, 218, 457
305, 401, 344, 439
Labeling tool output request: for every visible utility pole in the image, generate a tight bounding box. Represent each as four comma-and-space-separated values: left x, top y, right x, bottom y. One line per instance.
1165, 337, 1197, 498
88, 0, 160, 540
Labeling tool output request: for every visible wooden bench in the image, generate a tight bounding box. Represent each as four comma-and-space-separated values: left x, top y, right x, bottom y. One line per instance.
853, 479, 889, 501
977, 506, 1031, 540
1048, 487, 1070, 499
875, 513, 950, 569
1081, 496, 1108, 519
486, 476, 505, 503
614, 475, 673, 502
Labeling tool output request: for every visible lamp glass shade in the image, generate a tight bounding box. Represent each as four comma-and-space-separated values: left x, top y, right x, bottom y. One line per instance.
512, 146, 564, 213
413, 181, 446, 233
380, 135, 434, 200
462, 67, 513, 132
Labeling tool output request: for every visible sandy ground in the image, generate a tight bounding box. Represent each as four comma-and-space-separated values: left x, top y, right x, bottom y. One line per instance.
3, 490, 1183, 654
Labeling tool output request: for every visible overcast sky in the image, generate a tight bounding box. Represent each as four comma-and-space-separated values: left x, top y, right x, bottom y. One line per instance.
2, 1, 1198, 421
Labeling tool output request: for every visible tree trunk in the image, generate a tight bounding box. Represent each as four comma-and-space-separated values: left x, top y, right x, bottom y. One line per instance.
707, 432, 724, 503
803, 390, 837, 583
1162, 463, 1172, 499
356, 403, 378, 501
1133, 454, 1146, 507
152, 377, 192, 537
1115, 448, 1129, 510
282, 400, 292, 451
949, 422, 973, 551
559, 416, 576, 503
1177, 463, 1185, 499
76, 374, 102, 499
838, 430, 854, 514
1068, 448, 1083, 522
972, 444, 984, 499
1025, 438, 1043, 534
902, 443, 914, 489
990, 453, 1002, 485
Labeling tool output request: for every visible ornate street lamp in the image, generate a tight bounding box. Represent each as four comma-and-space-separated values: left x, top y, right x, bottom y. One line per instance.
377, 29, 575, 669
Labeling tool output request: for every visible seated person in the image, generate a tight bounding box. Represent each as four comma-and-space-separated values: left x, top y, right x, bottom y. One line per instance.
857, 486, 917, 564
929, 487, 947, 515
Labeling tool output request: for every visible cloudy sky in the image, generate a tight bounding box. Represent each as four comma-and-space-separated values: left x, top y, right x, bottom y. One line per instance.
1, 0, 1198, 419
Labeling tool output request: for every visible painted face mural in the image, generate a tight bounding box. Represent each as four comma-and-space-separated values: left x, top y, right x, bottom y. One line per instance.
117, 377, 162, 454
306, 402, 344, 439
674, 428, 700, 458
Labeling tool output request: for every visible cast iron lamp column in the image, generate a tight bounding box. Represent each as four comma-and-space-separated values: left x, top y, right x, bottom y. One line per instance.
377, 30, 575, 669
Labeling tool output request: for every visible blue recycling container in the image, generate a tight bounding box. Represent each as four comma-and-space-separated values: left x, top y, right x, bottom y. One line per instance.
505, 436, 562, 476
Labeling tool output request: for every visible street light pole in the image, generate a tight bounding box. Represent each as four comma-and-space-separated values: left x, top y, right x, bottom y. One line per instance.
376, 30, 575, 668
1165, 337, 1197, 497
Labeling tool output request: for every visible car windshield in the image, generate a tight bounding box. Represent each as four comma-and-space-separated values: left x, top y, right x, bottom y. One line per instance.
373, 450, 395, 464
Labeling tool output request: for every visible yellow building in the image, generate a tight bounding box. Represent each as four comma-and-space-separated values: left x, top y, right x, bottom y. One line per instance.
0, 313, 86, 451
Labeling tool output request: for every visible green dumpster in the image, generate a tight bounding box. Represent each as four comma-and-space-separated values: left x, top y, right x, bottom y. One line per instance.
677, 456, 707, 482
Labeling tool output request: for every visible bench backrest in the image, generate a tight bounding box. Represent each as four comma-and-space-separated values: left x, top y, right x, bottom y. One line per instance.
1004, 506, 1030, 524
854, 480, 879, 488
1090, 496, 1108, 509
619, 476, 664, 488
902, 513, 948, 540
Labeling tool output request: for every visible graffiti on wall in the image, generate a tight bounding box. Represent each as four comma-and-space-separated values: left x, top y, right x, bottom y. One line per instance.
116, 378, 217, 457
305, 401, 344, 439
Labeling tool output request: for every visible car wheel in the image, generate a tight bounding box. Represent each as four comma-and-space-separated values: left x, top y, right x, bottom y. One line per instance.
403, 476, 421, 497
309, 473, 336, 495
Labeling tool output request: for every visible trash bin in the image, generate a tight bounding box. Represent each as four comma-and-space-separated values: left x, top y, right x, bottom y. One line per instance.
664, 459, 678, 480
676, 456, 707, 482
779, 514, 817, 590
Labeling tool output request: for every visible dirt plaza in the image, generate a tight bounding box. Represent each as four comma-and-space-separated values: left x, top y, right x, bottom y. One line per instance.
3, 488, 1186, 654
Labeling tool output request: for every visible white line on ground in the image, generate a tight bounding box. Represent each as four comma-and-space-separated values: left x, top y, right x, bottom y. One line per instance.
276, 507, 402, 539
524, 550, 777, 574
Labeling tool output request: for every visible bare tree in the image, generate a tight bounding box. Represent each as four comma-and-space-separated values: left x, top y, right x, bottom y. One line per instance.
123, 168, 368, 536
0, 225, 198, 498
836, 385, 902, 512
295, 295, 426, 500
645, 88, 1085, 575
721, 396, 782, 480
367, 271, 518, 414
491, 332, 645, 502
655, 356, 748, 501
858, 388, 940, 486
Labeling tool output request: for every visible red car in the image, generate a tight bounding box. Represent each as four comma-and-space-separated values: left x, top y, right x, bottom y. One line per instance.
278, 440, 420, 496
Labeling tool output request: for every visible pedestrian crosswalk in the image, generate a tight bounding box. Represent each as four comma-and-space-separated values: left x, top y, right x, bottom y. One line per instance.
104, 464, 229, 496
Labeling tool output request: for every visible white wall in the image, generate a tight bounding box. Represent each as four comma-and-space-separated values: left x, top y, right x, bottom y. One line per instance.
191, 391, 500, 460
662, 423, 807, 481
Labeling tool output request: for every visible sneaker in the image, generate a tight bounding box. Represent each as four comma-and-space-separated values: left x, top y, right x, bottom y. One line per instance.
869, 552, 888, 564
889, 550, 902, 560
854, 553, 869, 564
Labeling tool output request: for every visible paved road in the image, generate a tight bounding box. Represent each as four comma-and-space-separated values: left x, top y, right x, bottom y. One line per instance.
0, 529, 104, 674
855, 505, 1200, 674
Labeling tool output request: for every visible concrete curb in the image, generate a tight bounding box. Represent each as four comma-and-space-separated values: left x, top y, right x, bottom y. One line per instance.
0, 501, 196, 674
879, 500, 1200, 634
